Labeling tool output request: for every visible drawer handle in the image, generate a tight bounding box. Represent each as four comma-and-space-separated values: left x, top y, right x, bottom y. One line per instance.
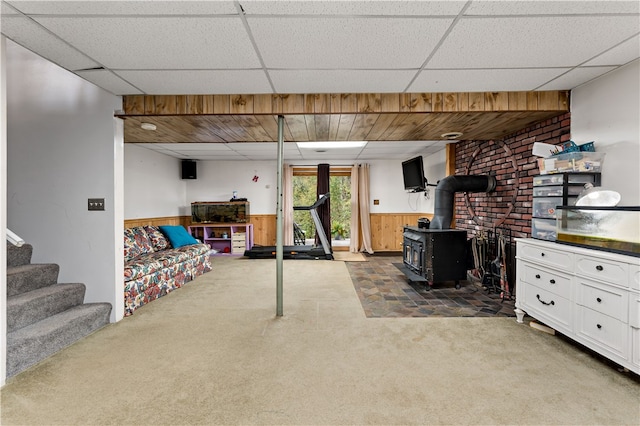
536, 294, 555, 306
596, 265, 604, 271
541, 253, 545, 257
549, 279, 556, 284
535, 274, 541, 279
597, 324, 602, 329
596, 297, 602, 303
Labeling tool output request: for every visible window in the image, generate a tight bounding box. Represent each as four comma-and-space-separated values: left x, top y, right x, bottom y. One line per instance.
292, 167, 351, 245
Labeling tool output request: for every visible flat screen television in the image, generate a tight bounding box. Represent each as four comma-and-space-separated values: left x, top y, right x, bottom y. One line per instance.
402, 156, 426, 192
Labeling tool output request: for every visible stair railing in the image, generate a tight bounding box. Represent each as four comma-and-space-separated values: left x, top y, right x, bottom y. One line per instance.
6, 228, 25, 247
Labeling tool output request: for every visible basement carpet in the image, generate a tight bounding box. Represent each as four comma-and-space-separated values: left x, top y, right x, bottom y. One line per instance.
346, 255, 515, 318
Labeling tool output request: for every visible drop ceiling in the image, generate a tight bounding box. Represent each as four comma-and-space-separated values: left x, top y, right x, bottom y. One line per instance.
2, 0, 639, 161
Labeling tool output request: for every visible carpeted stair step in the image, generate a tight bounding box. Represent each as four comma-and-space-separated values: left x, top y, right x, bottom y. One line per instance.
6, 303, 112, 378
7, 283, 87, 333
6, 243, 33, 267
7, 263, 59, 297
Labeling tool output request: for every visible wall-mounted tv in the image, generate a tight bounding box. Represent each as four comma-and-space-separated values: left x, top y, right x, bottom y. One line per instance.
402, 156, 426, 192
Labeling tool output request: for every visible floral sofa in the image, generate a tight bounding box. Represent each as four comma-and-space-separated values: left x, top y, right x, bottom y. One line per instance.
123, 225, 211, 316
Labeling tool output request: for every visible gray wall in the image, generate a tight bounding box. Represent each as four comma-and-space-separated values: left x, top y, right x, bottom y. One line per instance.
571, 59, 640, 205
6, 39, 123, 320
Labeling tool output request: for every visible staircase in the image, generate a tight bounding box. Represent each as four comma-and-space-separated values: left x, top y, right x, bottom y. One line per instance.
6, 243, 112, 378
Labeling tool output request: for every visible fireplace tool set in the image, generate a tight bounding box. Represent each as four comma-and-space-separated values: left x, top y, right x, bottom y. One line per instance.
470, 227, 513, 301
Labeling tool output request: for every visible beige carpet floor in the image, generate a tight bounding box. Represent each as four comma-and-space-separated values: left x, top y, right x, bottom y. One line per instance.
332, 251, 368, 262
1, 256, 639, 425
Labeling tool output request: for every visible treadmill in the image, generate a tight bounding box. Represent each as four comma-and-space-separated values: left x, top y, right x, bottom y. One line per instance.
244, 193, 334, 260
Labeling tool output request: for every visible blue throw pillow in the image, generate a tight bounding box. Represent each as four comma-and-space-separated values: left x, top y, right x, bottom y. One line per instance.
159, 225, 199, 248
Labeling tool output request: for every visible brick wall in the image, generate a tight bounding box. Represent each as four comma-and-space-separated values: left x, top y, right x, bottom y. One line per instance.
453, 112, 571, 238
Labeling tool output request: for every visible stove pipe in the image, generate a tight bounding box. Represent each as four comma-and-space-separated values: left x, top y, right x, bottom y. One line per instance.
430, 175, 497, 230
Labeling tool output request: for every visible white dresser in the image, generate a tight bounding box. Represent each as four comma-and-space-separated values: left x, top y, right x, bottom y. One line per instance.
515, 238, 640, 374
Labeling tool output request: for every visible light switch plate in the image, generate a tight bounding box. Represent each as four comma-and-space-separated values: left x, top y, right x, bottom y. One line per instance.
88, 198, 105, 211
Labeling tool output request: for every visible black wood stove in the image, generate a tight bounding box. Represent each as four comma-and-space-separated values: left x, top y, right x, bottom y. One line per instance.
401, 174, 496, 290
402, 226, 468, 289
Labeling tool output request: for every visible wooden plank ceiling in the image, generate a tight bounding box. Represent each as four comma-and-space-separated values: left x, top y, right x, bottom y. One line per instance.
119, 91, 569, 143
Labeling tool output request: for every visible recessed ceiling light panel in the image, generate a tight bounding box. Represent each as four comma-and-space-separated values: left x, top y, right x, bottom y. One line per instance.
297, 141, 367, 149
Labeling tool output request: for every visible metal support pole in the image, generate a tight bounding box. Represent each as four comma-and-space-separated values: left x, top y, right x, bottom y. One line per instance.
275, 115, 284, 316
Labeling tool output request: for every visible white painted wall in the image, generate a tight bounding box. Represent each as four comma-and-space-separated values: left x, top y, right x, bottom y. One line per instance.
185, 160, 279, 215
369, 150, 446, 214
1, 35, 8, 387
124, 144, 186, 218
6, 40, 123, 320
571, 59, 640, 205
123, 150, 447, 220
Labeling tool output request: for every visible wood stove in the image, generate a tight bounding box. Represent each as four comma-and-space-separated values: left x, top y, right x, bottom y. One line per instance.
402, 226, 468, 289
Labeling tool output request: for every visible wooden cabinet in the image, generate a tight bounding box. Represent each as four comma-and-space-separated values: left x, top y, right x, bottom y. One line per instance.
188, 223, 253, 256
515, 238, 640, 374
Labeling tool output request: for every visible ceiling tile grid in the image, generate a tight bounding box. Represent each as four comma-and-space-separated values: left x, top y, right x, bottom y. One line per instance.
2, 0, 638, 161
130, 140, 445, 161
2, 0, 638, 96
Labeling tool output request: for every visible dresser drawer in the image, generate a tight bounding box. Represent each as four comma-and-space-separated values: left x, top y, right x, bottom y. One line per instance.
630, 264, 640, 291
518, 241, 573, 270
575, 255, 628, 287
521, 285, 572, 329
630, 292, 640, 328
521, 263, 571, 299
631, 327, 640, 369
575, 306, 627, 357
575, 279, 628, 322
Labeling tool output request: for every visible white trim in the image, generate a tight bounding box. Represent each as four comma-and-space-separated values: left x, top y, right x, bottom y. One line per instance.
6, 229, 24, 247
113, 117, 125, 321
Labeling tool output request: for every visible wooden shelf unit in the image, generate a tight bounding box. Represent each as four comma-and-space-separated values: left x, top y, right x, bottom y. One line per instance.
188, 223, 254, 256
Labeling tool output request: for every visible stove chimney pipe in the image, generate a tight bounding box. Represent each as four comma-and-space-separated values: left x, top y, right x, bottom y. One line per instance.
430, 175, 497, 230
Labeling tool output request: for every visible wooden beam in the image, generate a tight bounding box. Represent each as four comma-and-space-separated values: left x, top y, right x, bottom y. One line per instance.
122, 91, 569, 115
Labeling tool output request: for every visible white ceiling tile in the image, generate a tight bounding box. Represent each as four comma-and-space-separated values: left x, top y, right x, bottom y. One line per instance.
409, 68, 571, 92
6, 1, 238, 15
190, 155, 246, 160
227, 142, 279, 151
246, 154, 291, 160
114, 70, 272, 95
250, 16, 453, 69
269, 69, 416, 93
429, 16, 640, 69
166, 150, 240, 157
242, 0, 467, 16
32, 16, 260, 69
1, 2, 19, 14
1, 16, 100, 71
466, 1, 640, 15
76, 69, 143, 95
584, 34, 640, 66
424, 145, 447, 154
536, 66, 617, 91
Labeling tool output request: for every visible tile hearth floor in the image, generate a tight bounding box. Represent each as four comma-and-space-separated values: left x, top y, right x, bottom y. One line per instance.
345, 255, 516, 318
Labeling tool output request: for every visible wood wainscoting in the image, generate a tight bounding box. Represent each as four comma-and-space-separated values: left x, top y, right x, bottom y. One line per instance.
248, 213, 434, 252
125, 213, 432, 253
124, 216, 272, 244
250, 214, 277, 246
370, 213, 433, 251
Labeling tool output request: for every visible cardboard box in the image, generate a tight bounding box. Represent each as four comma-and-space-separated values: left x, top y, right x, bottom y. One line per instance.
537, 152, 605, 174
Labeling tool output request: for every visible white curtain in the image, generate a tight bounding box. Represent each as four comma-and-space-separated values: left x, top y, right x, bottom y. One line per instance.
350, 164, 374, 254
350, 165, 360, 252
282, 164, 294, 245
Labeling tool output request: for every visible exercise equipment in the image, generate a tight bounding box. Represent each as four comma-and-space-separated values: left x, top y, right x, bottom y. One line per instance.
244, 193, 334, 260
